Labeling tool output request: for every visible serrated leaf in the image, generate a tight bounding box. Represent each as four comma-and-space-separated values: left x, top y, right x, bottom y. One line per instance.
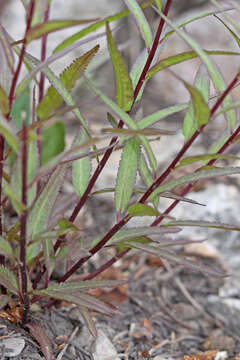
139, 154, 159, 207
177, 153, 240, 168
0, 114, 19, 152
34, 290, 117, 316
160, 192, 205, 206
102, 127, 176, 136
0, 236, 13, 257
26, 18, 98, 43
27, 165, 67, 239
183, 64, 210, 140
37, 45, 99, 120
43, 238, 55, 285
106, 22, 133, 111
42, 122, 65, 164
0, 265, 18, 295
149, 167, 240, 200
164, 220, 240, 231
53, 1, 154, 53
72, 130, 91, 197
146, 50, 240, 80
128, 203, 160, 217
123, 0, 152, 47
115, 136, 140, 214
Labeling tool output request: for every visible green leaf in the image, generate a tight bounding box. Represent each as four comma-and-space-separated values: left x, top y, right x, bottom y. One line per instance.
10, 86, 31, 127
58, 219, 78, 231
183, 64, 210, 140
27, 165, 67, 239
0, 236, 13, 257
92, 226, 180, 247
139, 154, 159, 208
106, 22, 133, 111
163, 220, 240, 231
137, 103, 187, 129
72, 130, 91, 197
0, 114, 19, 152
115, 136, 141, 214
154, 0, 162, 11
3, 182, 26, 215
41, 279, 126, 292
149, 167, 240, 200
33, 289, 117, 316
37, 46, 99, 120
128, 203, 160, 217
0, 265, 18, 295
177, 153, 240, 168
43, 238, 55, 283
102, 127, 176, 136
182, 79, 210, 129
0, 85, 9, 115
26, 19, 98, 43
123, 0, 152, 47
214, 14, 240, 48
157, 12, 236, 133
146, 50, 240, 80
216, 101, 240, 116
42, 122, 65, 164
0, 24, 14, 74
53, 1, 154, 53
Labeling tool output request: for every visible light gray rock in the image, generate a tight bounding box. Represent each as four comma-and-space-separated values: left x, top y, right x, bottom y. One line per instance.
91, 329, 120, 360
0, 337, 25, 357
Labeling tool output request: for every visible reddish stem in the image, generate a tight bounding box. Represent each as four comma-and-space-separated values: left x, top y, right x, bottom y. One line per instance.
54, 0, 173, 253
0, 136, 6, 294
58, 72, 240, 283
20, 125, 30, 325
8, 1, 35, 113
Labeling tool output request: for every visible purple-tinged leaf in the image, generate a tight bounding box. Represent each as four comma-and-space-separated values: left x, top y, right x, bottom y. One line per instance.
78, 306, 97, 338
164, 220, 240, 231
42, 279, 126, 292
177, 153, 240, 168
129, 242, 226, 277
26, 323, 54, 360
26, 18, 99, 43
33, 290, 118, 316
160, 192, 205, 206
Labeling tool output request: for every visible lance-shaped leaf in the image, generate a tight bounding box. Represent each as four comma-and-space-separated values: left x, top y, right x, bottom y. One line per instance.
34, 289, 118, 316
177, 153, 240, 168
72, 129, 91, 197
43, 238, 55, 285
26, 323, 54, 360
0, 236, 13, 257
128, 242, 226, 276
53, 1, 154, 53
0, 86, 9, 115
139, 154, 159, 208
37, 45, 99, 120
115, 136, 140, 214
0, 25, 14, 74
0, 265, 19, 295
106, 22, 133, 111
146, 50, 240, 80
102, 127, 176, 136
183, 65, 210, 140
92, 226, 181, 247
78, 306, 97, 338
163, 220, 240, 231
137, 103, 187, 129
213, 13, 240, 48
123, 0, 152, 47
26, 18, 98, 43
3, 182, 26, 215
149, 167, 240, 200
11, 86, 31, 128
160, 192, 205, 206
27, 164, 67, 239
128, 203, 160, 217
39, 279, 126, 293
0, 114, 19, 152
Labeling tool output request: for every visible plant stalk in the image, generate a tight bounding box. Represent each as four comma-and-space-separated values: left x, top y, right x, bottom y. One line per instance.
20, 125, 30, 325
